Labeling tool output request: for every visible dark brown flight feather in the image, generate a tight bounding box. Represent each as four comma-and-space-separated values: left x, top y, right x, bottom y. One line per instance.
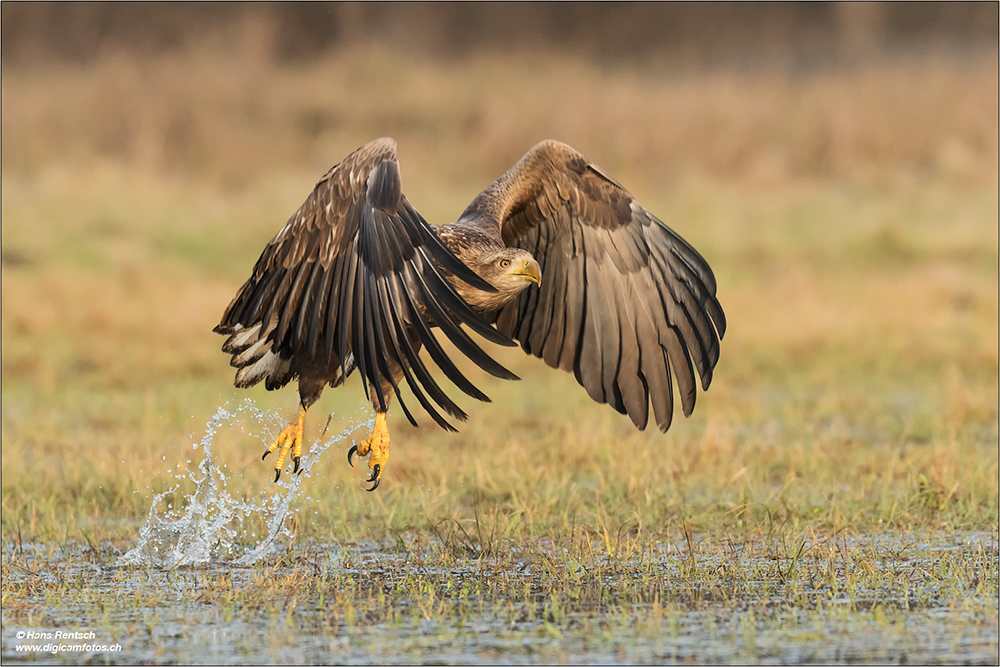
461, 140, 726, 431
216, 137, 725, 436
215, 138, 517, 431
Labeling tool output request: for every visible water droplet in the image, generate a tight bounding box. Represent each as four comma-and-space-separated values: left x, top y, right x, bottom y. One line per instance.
118, 402, 369, 569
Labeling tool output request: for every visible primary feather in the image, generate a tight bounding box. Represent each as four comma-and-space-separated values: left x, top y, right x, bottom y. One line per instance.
216, 137, 725, 435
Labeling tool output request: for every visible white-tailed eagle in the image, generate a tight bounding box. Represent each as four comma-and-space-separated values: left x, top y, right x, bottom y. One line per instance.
215, 138, 726, 490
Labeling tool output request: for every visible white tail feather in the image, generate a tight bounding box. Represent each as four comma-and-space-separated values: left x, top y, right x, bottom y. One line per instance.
231, 336, 272, 367
234, 350, 289, 388
222, 323, 262, 354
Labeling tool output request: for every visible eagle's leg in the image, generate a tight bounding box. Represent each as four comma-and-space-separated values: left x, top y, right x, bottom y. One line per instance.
349, 411, 390, 492
263, 405, 306, 482
348, 368, 404, 491
263, 375, 325, 482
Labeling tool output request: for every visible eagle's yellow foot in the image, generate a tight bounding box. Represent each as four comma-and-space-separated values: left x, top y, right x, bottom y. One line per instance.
347, 412, 390, 492
262, 406, 307, 481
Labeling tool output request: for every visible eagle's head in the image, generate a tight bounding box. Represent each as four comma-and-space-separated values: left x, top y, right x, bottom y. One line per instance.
484, 248, 541, 289
458, 248, 541, 313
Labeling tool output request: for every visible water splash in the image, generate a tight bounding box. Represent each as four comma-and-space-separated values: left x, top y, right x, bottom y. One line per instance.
118, 400, 371, 568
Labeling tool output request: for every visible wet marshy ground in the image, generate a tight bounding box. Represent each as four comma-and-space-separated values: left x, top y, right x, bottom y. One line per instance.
3, 529, 997, 664
3, 405, 997, 664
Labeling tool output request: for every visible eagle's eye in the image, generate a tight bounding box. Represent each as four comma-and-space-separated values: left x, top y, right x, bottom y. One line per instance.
499, 259, 512, 269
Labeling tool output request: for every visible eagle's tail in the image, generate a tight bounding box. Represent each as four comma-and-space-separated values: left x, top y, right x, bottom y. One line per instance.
213, 320, 294, 391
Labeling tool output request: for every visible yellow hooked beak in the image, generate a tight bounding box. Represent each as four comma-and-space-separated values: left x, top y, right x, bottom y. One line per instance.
509, 258, 542, 286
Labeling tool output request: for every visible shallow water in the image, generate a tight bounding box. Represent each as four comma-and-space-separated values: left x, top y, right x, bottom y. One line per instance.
3, 531, 997, 665
117, 401, 373, 569
2, 405, 997, 664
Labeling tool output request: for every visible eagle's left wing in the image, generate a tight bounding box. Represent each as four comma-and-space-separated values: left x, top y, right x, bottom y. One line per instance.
461, 140, 726, 431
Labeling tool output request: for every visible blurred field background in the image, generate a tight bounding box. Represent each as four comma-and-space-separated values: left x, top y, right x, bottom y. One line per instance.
2, 2, 997, 548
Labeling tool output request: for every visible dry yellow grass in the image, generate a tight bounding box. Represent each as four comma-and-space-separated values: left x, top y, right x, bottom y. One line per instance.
2, 44, 996, 189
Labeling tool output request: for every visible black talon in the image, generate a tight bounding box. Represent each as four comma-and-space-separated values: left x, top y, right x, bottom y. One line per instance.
347, 445, 358, 467
365, 477, 380, 492
274, 468, 281, 483
293, 456, 301, 474
262, 449, 271, 460
366, 464, 380, 483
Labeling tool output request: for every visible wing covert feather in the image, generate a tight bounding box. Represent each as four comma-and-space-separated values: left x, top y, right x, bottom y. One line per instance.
474, 140, 725, 432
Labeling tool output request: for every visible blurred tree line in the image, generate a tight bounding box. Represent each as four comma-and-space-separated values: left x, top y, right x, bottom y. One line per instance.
2, 2, 996, 65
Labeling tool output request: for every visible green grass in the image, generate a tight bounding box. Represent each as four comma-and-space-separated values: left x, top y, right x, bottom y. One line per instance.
1, 44, 998, 663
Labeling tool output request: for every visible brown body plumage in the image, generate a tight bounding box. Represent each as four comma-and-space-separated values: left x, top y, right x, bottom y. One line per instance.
215, 138, 726, 489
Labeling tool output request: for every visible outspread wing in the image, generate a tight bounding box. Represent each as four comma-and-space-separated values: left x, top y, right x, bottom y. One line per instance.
462, 140, 726, 431
215, 137, 517, 431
